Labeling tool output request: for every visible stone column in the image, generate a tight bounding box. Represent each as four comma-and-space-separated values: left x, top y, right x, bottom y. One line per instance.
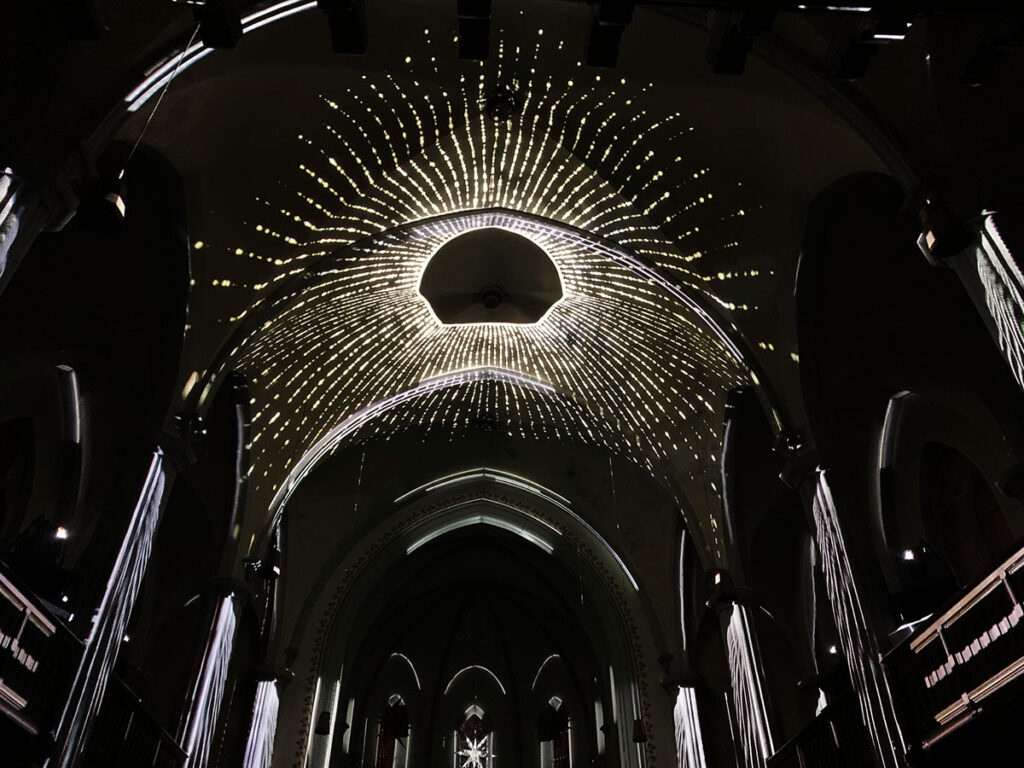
928, 213, 1024, 394
671, 683, 707, 768
807, 469, 907, 768
50, 449, 169, 767
715, 597, 774, 768
179, 582, 248, 768
245, 669, 288, 768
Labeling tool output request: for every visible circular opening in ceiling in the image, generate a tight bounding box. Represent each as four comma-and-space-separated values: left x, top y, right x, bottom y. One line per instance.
419, 228, 563, 325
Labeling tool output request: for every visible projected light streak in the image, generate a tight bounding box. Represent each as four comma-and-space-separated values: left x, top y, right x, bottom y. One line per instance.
182, 596, 238, 768
726, 604, 774, 768
976, 215, 1024, 393
125, 1, 317, 112
674, 686, 708, 768
244, 680, 280, 768
392, 467, 641, 591
263, 369, 569, 517
394, 466, 571, 507
389, 653, 422, 691
812, 472, 906, 768
445, 666, 507, 696
405, 510, 556, 555
51, 451, 166, 768
419, 365, 556, 394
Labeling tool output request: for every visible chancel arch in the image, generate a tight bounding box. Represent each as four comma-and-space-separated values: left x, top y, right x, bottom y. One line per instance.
279, 461, 669, 768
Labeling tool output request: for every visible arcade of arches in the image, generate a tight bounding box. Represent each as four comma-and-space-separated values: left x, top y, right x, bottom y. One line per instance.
2, 3, 1024, 768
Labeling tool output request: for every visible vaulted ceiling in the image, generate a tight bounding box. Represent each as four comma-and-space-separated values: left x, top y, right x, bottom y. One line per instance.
99, 1, 892, 564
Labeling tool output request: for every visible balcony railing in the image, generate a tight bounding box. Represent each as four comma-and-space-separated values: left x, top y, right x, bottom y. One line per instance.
0, 560, 81, 737
884, 541, 1024, 750
766, 692, 874, 768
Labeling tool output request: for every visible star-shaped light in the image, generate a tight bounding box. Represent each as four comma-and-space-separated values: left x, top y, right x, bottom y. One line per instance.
458, 736, 492, 768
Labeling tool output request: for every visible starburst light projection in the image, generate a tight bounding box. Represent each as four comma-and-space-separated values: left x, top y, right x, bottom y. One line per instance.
459, 736, 493, 768
170, 12, 774, 555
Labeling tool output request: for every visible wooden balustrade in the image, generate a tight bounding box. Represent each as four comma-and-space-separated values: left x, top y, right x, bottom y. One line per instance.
884, 541, 1024, 750
0, 559, 81, 738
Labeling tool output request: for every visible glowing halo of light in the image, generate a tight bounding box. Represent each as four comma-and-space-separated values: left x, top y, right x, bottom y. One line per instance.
416, 224, 568, 328
193, 208, 758, 409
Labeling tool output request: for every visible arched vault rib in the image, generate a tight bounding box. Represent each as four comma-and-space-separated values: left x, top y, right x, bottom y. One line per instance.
200, 210, 775, 554
193, 210, 766, 417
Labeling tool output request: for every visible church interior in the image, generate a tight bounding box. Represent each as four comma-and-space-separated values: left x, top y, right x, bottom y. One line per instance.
2, 2, 1024, 767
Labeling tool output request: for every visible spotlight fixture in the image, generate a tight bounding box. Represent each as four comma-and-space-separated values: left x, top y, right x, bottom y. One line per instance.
318, 0, 366, 55
194, 0, 243, 49
458, 0, 491, 61
917, 202, 973, 265
585, 0, 635, 68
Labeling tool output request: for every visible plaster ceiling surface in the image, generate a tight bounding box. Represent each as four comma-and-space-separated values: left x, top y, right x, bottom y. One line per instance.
106, 0, 890, 556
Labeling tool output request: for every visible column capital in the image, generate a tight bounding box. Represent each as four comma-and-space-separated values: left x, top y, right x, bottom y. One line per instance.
203, 576, 255, 603
253, 665, 295, 686
157, 429, 197, 472
780, 449, 854, 489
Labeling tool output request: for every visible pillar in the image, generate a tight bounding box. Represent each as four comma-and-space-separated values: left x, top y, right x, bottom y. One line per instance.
808, 468, 907, 768
179, 582, 247, 768
672, 684, 707, 768
715, 598, 774, 768
50, 448, 169, 767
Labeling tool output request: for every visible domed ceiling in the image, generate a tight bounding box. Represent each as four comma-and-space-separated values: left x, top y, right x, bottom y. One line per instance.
112, 0, 889, 557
